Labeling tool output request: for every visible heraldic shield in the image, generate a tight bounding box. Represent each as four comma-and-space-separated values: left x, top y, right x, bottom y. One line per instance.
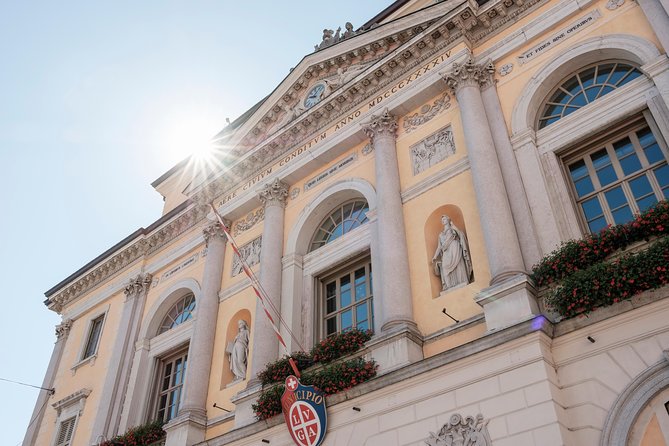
281, 375, 328, 446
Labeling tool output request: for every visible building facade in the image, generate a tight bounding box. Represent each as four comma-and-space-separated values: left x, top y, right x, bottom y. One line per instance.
25, 0, 669, 445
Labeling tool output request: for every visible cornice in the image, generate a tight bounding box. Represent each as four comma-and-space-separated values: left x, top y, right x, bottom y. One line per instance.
195, 0, 548, 205
46, 203, 210, 314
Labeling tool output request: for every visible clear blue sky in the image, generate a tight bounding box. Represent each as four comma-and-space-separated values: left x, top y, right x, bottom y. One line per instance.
0, 1, 390, 444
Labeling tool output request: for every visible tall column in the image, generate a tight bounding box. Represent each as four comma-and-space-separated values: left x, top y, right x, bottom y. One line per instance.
637, 0, 669, 53
479, 64, 542, 269
249, 179, 288, 383
361, 109, 416, 332
442, 58, 525, 284
22, 320, 71, 446
166, 222, 226, 446
443, 57, 538, 331
90, 273, 152, 444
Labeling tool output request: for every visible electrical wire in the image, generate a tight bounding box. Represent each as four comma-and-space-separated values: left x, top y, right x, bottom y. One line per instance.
0, 377, 54, 393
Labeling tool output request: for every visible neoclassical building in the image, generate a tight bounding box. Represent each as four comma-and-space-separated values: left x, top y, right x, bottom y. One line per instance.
25, 0, 669, 445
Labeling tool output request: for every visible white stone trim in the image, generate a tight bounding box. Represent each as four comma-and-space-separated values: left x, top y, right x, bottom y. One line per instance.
401, 157, 470, 203
600, 355, 669, 446
138, 277, 202, 340
511, 34, 661, 134
71, 305, 110, 372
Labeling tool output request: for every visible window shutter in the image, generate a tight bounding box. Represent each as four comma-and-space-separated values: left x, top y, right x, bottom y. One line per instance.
56, 416, 76, 446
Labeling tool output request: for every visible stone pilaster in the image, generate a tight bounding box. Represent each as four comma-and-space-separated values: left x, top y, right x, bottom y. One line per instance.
166, 222, 227, 446
90, 273, 152, 444
442, 58, 525, 284
442, 57, 538, 331
636, 0, 669, 53
248, 179, 288, 382
23, 321, 71, 446
479, 62, 542, 270
361, 109, 416, 332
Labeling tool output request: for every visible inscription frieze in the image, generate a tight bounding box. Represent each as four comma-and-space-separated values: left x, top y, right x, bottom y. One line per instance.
304, 154, 357, 192
231, 237, 262, 277
411, 126, 456, 175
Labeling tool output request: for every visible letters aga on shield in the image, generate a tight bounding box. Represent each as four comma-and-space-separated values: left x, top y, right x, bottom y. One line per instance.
281, 375, 328, 446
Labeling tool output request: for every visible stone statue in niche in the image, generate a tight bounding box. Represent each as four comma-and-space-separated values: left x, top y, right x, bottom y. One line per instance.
227, 320, 249, 382
432, 215, 473, 291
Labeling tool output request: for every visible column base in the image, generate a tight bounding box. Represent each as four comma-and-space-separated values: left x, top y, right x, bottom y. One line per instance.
230, 382, 263, 428
366, 322, 423, 374
475, 274, 539, 331
163, 409, 206, 446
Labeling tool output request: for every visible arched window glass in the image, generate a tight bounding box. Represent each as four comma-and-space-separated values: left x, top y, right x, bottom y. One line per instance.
538, 62, 643, 129
158, 294, 196, 334
309, 200, 369, 252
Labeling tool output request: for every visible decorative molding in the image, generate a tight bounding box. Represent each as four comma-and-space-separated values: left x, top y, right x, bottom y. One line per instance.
233, 208, 265, 236
403, 93, 452, 133
219, 277, 252, 302
498, 62, 514, 76
160, 254, 200, 284
361, 143, 374, 155
231, 237, 262, 277
401, 157, 470, 203
258, 179, 289, 208
203, 221, 227, 247
290, 188, 300, 200
55, 319, 73, 340
52, 388, 92, 417
361, 108, 397, 141
606, 0, 624, 8
442, 57, 495, 94
426, 413, 492, 446
410, 125, 456, 175
124, 273, 153, 299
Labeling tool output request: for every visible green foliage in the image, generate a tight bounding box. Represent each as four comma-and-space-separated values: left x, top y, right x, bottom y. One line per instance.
531, 200, 669, 287
310, 328, 373, 364
252, 358, 378, 420
545, 236, 669, 318
100, 420, 165, 446
257, 351, 314, 386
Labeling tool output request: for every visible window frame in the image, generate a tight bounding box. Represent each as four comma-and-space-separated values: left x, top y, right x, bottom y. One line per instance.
309, 199, 370, 252
561, 112, 669, 233
54, 416, 76, 446
73, 307, 109, 369
157, 292, 196, 335
316, 256, 373, 340
152, 346, 189, 424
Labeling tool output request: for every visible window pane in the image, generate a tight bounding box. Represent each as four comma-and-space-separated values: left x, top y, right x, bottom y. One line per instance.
592, 150, 617, 186
614, 137, 642, 175
588, 216, 608, 233
340, 275, 351, 308
604, 185, 628, 209
569, 91, 587, 108
595, 63, 614, 84
356, 304, 368, 327
354, 268, 366, 301
579, 67, 596, 88
629, 175, 657, 211
569, 160, 594, 197
581, 196, 604, 221
341, 309, 352, 331
326, 296, 336, 314
638, 128, 665, 164
654, 164, 669, 197
326, 317, 337, 336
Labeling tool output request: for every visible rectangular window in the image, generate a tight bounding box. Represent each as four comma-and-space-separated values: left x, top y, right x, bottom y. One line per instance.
319, 259, 373, 339
81, 315, 104, 360
565, 119, 669, 233
155, 349, 188, 423
55, 416, 76, 446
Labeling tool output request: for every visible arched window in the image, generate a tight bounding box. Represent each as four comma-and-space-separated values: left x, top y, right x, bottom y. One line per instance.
538, 62, 642, 129
157, 294, 195, 335
309, 200, 369, 251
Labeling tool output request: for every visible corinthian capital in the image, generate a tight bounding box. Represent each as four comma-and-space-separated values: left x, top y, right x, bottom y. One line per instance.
258, 178, 289, 208
124, 273, 153, 298
361, 108, 397, 142
55, 319, 73, 340
441, 57, 496, 94
203, 221, 227, 247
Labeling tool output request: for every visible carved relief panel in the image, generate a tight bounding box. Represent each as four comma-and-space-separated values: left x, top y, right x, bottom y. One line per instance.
410, 126, 456, 175
231, 236, 262, 277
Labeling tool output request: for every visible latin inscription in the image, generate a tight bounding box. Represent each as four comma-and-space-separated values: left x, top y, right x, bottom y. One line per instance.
518, 10, 601, 64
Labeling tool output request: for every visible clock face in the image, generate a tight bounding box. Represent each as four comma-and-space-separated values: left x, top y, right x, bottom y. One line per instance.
304, 83, 326, 109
